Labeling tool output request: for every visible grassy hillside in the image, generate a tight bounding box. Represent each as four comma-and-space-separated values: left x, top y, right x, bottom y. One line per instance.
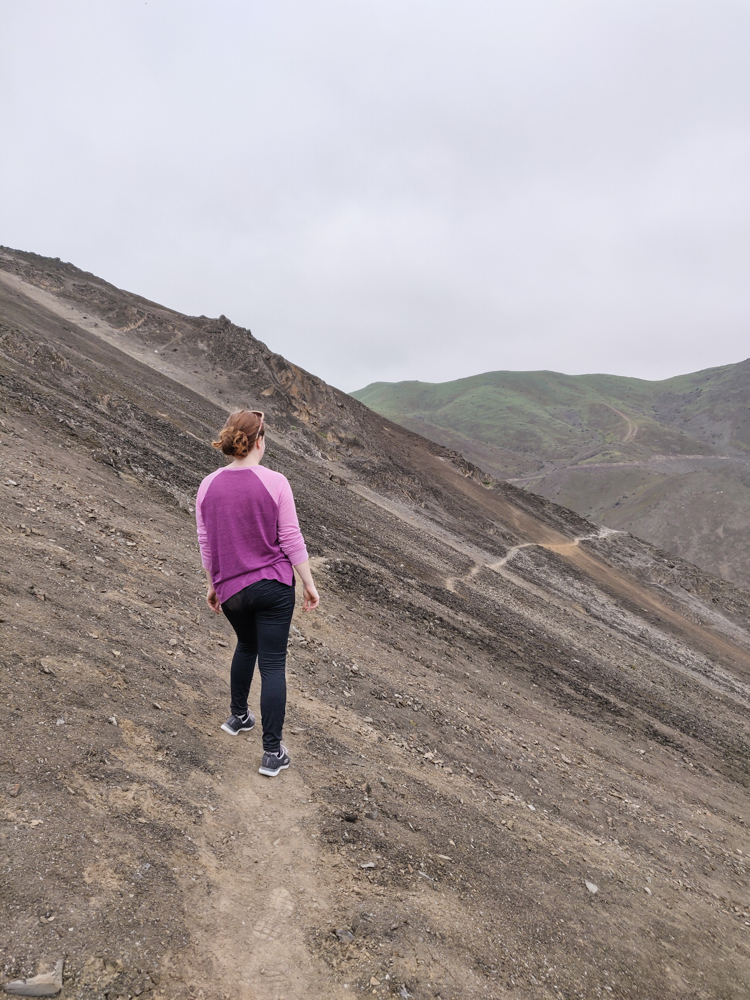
353, 363, 750, 471
352, 362, 750, 587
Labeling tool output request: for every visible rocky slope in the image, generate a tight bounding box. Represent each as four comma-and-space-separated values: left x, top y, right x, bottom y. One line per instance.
1, 247, 750, 1000
352, 367, 750, 589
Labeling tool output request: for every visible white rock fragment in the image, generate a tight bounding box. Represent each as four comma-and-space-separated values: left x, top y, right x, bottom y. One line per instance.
585, 880, 599, 894
3, 958, 64, 996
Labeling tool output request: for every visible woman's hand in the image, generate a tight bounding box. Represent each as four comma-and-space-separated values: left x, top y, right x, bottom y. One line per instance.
293, 559, 320, 611
302, 582, 320, 611
206, 584, 221, 614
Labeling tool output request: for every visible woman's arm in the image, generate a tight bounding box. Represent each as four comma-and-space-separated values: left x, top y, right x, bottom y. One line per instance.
205, 568, 221, 614
196, 480, 220, 613
293, 558, 320, 611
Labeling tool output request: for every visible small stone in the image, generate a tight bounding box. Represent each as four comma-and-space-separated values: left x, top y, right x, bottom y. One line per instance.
370, 977, 381, 986
363, 717, 374, 723
335, 928, 354, 944
560, 754, 573, 764
585, 880, 599, 894
217, 641, 228, 647
111, 650, 122, 658
8, 783, 20, 798
108, 716, 118, 726
360, 862, 376, 869
168, 639, 178, 647
152, 702, 162, 710
40, 663, 56, 676
645, 886, 652, 895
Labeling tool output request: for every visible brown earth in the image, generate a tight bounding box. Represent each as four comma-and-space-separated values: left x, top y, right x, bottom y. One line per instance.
1, 247, 750, 1000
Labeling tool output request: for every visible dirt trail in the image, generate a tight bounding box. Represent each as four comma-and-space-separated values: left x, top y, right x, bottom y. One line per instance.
605, 403, 639, 442
486, 528, 621, 571
352, 476, 750, 677
349, 481, 750, 713
192, 757, 348, 1000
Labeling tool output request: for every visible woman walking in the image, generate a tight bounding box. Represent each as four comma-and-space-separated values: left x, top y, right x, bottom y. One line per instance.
196, 409, 319, 776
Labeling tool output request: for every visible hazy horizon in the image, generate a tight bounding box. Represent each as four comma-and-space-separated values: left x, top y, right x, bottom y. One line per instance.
349, 355, 749, 392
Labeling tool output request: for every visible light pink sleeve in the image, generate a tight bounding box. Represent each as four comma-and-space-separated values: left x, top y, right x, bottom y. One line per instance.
195, 469, 222, 571
276, 475, 309, 566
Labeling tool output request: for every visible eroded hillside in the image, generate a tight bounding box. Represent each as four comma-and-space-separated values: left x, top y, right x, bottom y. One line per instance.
1, 248, 750, 1000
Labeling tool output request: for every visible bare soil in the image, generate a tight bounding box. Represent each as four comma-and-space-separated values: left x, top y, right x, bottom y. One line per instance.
1, 248, 750, 1000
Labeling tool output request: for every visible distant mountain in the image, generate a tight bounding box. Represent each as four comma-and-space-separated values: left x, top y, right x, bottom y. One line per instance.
352, 364, 750, 588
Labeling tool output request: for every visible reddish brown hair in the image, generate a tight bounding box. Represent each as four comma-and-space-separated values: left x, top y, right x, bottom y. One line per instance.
212, 409, 265, 458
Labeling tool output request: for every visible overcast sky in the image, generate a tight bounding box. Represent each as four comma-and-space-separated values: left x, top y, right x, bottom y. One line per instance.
1, 1, 749, 391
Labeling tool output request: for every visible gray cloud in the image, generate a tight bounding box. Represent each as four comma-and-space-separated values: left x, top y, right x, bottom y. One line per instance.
1, 0, 748, 390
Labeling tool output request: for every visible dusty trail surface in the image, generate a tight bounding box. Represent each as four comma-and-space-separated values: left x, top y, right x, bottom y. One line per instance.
2, 248, 750, 1000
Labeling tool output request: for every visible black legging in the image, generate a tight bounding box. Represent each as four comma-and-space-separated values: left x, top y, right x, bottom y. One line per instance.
221, 578, 295, 752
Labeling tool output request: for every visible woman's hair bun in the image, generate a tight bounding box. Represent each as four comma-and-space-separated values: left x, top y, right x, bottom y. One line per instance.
212, 410, 264, 458
213, 425, 249, 457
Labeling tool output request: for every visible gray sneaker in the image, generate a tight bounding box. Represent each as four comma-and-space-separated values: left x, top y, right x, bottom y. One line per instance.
259, 742, 291, 777
221, 711, 256, 736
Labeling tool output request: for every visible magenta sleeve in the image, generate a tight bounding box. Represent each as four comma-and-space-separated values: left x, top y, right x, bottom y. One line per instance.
195, 474, 215, 571
277, 477, 309, 566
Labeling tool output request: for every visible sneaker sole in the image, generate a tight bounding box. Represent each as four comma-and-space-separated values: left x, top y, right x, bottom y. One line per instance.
220, 722, 255, 736
258, 761, 290, 777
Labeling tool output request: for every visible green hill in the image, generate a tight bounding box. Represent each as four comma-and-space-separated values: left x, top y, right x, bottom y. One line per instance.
352, 362, 750, 589
352, 363, 750, 474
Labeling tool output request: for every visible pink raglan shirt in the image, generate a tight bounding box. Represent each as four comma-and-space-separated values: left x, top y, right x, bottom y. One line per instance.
195, 465, 308, 605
